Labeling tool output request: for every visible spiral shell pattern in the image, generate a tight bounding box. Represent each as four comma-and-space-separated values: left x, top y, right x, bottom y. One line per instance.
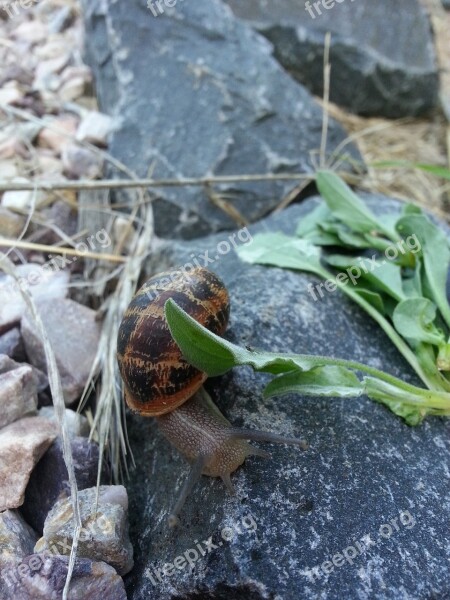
117, 267, 230, 416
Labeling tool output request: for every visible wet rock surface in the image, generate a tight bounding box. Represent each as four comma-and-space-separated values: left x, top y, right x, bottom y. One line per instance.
124, 196, 450, 599
226, 0, 439, 118
81, 0, 358, 239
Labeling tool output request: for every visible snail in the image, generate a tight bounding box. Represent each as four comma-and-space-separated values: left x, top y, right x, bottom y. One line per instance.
117, 266, 307, 526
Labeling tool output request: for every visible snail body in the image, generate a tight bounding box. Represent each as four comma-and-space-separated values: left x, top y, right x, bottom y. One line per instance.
117, 267, 306, 525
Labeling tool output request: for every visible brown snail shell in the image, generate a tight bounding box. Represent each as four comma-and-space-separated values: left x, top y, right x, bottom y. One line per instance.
117, 267, 230, 416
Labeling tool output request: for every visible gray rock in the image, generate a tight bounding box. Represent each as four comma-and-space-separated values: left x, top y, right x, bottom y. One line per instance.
1, 554, 127, 600
76, 111, 116, 146
32, 367, 49, 393
0, 355, 47, 411
0, 206, 25, 238
124, 196, 450, 599
1, 187, 44, 211
39, 200, 78, 247
21, 436, 105, 535
0, 417, 57, 511
0, 364, 37, 429
61, 144, 104, 179
0, 510, 37, 572
48, 5, 75, 34
0, 354, 20, 374
36, 485, 134, 576
0, 265, 68, 336
443, 0, 450, 9
226, 0, 439, 118
80, 0, 358, 239
0, 355, 46, 397
0, 328, 25, 361
38, 407, 90, 439
21, 298, 101, 405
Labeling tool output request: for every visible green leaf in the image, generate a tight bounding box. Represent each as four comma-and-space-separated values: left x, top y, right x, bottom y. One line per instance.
237, 232, 327, 278
323, 223, 376, 249
415, 342, 449, 384
296, 202, 333, 237
402, 263, 423, 298
361, 260, 405, 301
302, 230, 343, 246
372, 161, 450, 182
316, 170, 396, 239
295, 203, 343, 245
165, 298, 394, 380
239, 233, 441, 391
396, 214, 450, 329
437, 342, 450, 371
325, 254, 405, 302
335, 228, 376, 249
401, 203, 423, 216
264, 366, 363, 399
354, 289, 385, 314
413, 164, 450, 180
165, 298, 316, 376
393, 298, 444, 346
165, 299, 240, 376
364, 378, 427, 425
165, 299, 450, 423
309, 221, 386, 251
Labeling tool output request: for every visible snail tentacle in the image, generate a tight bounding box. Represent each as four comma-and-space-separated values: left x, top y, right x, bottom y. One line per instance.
228, 429, 308, 451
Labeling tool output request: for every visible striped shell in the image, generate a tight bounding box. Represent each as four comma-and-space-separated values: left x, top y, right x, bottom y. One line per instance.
117, 267, 230, 416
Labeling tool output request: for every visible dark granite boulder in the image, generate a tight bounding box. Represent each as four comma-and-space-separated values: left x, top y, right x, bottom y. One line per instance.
80, 0, 358, 239
226, 0, 439, 118
124, 195, 450, 599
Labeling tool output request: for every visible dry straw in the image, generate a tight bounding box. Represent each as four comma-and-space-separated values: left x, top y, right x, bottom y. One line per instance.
0, 254, 82, 600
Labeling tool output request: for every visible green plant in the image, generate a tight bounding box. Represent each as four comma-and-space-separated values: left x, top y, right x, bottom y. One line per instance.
165, 171, 450, 425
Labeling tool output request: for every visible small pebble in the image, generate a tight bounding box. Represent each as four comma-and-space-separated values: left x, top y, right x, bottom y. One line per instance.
21, 298, 101, 405
0, 363, 37, 428
0, 510, 37, 572
22, 435, 104, 534
1, 554, 127, 600
0, 416, 57, 511
76, 111, 115, 147
36, 485, 134, 576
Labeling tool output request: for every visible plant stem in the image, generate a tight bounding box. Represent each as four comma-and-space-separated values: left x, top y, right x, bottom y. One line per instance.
326, 269, 450, 393
279, 352, 450, 411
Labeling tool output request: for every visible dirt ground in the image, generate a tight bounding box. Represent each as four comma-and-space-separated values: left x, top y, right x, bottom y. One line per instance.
323, 0, 450, 218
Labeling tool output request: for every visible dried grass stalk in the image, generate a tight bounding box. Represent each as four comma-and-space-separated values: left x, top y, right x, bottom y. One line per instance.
0, 254, 81, 600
